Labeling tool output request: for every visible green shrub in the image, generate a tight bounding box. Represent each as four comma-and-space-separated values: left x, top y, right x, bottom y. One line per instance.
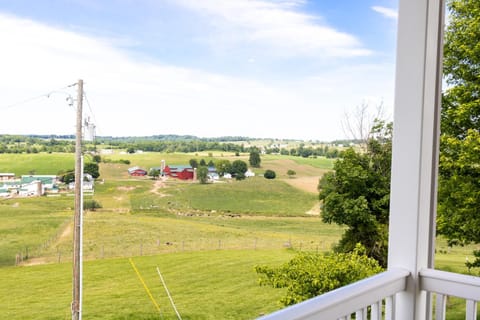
264, 170, 276, 179
256, 244, 382, 306
84, 200, 102, 211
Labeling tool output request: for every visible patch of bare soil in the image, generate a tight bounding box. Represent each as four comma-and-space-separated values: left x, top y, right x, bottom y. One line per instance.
283, 176, 321, 193
20, 257, 47, 266
117, 186, 136, 191
306, 201, 321, 216
51, 222, 73, 249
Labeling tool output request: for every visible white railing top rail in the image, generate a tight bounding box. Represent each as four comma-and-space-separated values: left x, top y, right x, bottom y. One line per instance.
257, 268, 410, 320
420, 268, 480, 301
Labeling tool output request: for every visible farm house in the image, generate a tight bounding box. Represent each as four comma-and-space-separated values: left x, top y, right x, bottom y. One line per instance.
163, 165, 194, 180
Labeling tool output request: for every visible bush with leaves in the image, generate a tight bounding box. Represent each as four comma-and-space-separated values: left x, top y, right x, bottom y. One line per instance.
255, 244, 382, 306
264, 169, 276, 179
83, 200, 102, 211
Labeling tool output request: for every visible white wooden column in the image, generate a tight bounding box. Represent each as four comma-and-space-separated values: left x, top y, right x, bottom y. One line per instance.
387, 0, 444, 319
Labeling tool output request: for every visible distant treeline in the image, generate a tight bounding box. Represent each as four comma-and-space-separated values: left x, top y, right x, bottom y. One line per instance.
0, 134, 345, 158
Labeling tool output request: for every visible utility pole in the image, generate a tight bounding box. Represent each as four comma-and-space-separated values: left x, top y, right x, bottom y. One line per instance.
72, 79, 83, 320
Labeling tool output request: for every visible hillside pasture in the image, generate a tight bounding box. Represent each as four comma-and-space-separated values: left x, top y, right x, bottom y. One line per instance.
128, 178, 318, 216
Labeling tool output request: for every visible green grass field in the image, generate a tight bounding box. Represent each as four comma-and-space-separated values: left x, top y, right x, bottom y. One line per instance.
1, 151, 479, 319
0, 153, 74, 175
0, 250, 294, 320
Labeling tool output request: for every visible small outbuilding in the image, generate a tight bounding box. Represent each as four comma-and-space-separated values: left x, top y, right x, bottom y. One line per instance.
128, 167, 148, 176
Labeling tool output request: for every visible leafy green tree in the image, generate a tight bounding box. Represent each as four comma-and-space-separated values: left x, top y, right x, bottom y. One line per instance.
264, 169, 276, 179
84, 162, 100, 179
437, 0, 480, 253
249, 150, 261, 167
215, 159, 232, 177
126, 147, 135, 154
197, 166, 209, 184
199, 159, 207, 166
230, 160, 248, 180
61, 171, 75, 184
148, 168, 160, 180
318, 121, 392, 267
207, 160, 215, 167
92, 155, 101, 163
189, 159, 198, 168
256, 244, 382, 306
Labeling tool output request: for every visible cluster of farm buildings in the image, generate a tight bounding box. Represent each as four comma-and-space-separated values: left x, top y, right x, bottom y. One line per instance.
128, 164, 255, 180
0, 173, 94, 198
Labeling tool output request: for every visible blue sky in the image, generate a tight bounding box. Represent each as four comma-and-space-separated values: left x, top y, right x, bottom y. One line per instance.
0, 0, 398, 140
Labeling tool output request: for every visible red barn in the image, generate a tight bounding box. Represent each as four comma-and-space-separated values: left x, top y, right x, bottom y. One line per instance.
163, 165, 194, 180
128, 166, 148, 176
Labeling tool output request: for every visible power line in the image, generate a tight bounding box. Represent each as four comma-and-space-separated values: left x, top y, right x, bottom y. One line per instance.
0, 83, 77, 111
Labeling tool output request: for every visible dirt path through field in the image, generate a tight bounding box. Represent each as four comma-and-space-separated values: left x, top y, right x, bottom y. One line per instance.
55, 222, 73, 246
150, 178, 169, 197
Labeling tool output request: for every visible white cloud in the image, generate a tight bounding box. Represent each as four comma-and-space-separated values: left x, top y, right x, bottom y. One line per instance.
0, 12, 394, 141
173, 0, 371, 58
372, 6, 398, 20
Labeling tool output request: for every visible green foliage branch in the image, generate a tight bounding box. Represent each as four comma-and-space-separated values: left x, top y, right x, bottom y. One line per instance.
255, 244, 382, 306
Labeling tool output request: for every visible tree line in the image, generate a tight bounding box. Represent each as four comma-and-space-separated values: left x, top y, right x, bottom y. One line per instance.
0, 134, 342, 159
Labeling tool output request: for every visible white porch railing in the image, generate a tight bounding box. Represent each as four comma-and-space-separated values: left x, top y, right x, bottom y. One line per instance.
258, 268, 480, 320
257, 268, 409, 320
420, 268, 480, 320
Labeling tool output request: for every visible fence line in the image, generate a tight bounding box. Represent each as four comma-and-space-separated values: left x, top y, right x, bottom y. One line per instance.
15, 237, 335, 266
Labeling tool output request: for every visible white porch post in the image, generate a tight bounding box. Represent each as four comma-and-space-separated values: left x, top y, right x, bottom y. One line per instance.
388, 0, 444, 319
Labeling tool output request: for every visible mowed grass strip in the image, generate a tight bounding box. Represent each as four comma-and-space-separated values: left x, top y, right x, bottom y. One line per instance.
0, 250, 294, 320
263, 154, 334, 170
